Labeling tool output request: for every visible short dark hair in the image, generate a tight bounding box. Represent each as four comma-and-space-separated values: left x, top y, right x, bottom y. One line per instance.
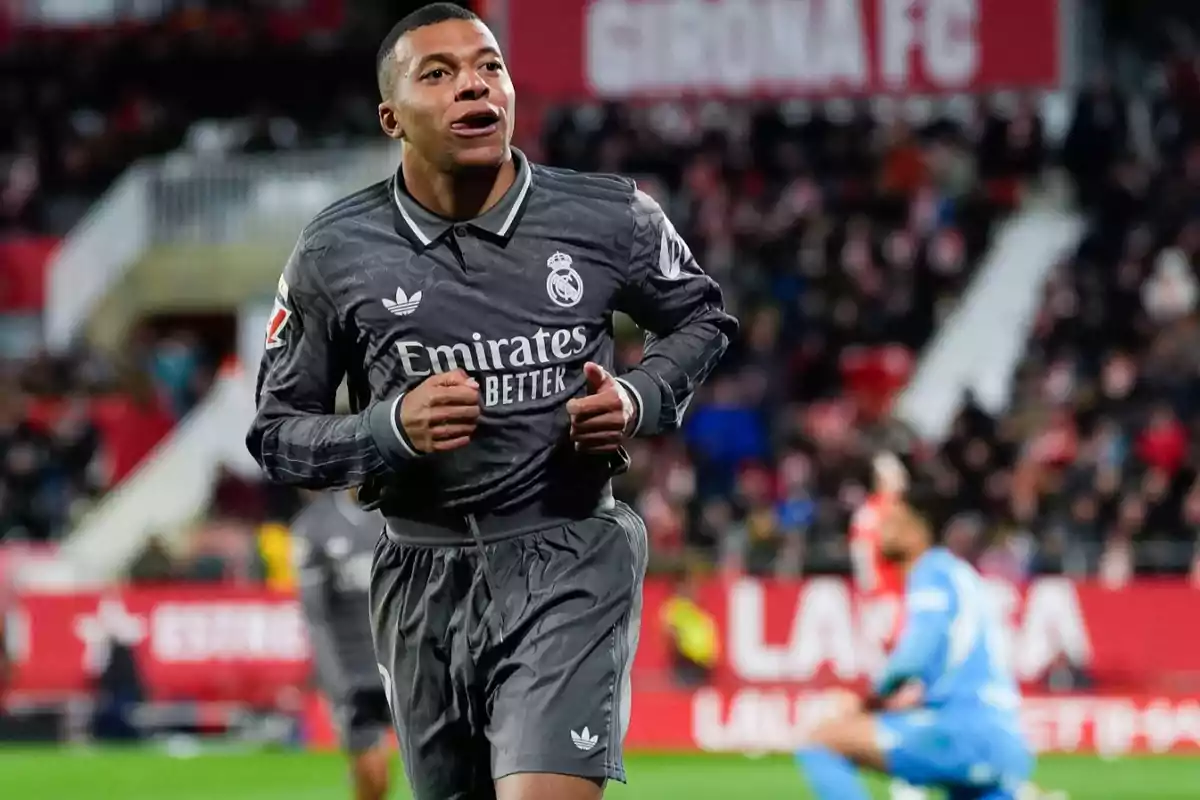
376, 2, 480, 96
903, 468, 947, 540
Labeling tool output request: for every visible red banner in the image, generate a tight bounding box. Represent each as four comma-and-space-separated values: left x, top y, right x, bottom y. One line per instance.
636, 577, 1200, 689
11, 578, 1200, 754
504, 0, 1068, 99
295, 687, 1200, 755
0, 236, 57, 311
10, 587, 309, 706
12, 579, 1200, 696
624, 689, 1200, 754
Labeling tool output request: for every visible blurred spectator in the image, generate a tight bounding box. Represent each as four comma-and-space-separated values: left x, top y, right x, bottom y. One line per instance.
146, 332, 204, 418
258, 520, 297, 592
774, 451, 818, 576
91, 643, 146, 742
879, 121, 926, 196
978, 94, 1045, 185
1137, 406, 1188, 474
175, 517, 261, 584
0, 390, 55, 541
1142, 244, 1197, 322
684, 375, 770, 497
128, 535, 176, 584
660, 571, 719, 688
1063, 72, 1129, 206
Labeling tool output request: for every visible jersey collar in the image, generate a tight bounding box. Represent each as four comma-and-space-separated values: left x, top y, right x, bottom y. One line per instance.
391, 147, 533, 247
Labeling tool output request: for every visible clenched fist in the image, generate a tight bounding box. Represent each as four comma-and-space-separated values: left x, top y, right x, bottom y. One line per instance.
567, 362, 636, 454
399, 369, 481, 453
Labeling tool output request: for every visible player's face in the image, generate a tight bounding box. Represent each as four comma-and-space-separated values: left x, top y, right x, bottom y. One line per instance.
382, 19, 515, 171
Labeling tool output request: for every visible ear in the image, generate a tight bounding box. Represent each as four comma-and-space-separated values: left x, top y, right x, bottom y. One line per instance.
378, 103, 404, 141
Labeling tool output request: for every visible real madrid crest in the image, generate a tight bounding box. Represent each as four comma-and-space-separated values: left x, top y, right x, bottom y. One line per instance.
545, 251, 583, 308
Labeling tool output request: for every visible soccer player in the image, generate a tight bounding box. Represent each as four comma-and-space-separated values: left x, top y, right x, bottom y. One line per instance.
850, 452, 926, 800
796, 488, 1034, 800
292, 490, 392, 800
851, 451, 909, 649
246, 4, 735, 799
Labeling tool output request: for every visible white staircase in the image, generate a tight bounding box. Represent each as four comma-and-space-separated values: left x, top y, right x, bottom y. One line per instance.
894, 204, 1084, 441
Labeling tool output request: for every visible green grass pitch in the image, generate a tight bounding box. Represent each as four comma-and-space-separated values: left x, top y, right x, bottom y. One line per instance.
2, 748, 1198, 798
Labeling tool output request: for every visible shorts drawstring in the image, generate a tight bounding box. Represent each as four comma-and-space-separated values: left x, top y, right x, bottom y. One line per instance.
466, 513, 505, 643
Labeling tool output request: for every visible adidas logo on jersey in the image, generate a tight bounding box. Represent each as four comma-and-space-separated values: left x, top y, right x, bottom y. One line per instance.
382, 287, 422, 317
570, 727, 599, 751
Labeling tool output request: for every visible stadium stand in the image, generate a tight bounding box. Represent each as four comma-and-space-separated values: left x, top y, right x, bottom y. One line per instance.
0, 10, 365, 542
553, 98, 1042, 576
0, 10, 380, 237
955, 76, 1200, 583
2, 2, 1196, 590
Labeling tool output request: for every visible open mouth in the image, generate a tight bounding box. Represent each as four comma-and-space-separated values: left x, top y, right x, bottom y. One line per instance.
450, 110, 500, 137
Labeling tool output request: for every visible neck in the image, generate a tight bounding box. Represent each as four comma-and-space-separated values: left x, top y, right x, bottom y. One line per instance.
898, 539, 932, 577
401, 149, 517, 221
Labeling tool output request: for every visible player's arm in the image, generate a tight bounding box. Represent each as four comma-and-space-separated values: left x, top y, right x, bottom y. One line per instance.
246, 236, 414, 488
848, 508, 876, 592
293, 529, 350, 697
615, 189, 738, 436
866, 564, 951, 707
849, 540, 876, 592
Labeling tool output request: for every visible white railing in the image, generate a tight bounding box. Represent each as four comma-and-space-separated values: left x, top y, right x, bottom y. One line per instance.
150, 145, 398, 247
43, 143, 400, 352
45, 167, 151, 351
53, 370, 260, 585
894, 205, 1084, 441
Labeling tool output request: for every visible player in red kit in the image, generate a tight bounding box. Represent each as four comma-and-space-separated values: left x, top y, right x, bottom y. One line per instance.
850, 452, 927, 800
850, 451, 908, 648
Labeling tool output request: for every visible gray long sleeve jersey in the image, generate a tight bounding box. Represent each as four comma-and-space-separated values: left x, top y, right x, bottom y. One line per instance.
292, 492, 382, 696
247, 150, 736, 536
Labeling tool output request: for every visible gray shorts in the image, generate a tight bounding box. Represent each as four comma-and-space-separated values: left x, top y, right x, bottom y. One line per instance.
370, 502, 647, 800
333, 688, 392, 754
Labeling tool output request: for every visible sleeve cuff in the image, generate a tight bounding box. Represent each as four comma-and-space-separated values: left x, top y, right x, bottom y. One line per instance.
368, 393, 420, 465
617, 370, 663, 437
614, 377, 641, 436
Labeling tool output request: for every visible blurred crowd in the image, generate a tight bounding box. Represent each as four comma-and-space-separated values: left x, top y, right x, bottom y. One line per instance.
990, 70, 1200, 582
582, 92, 1036, 578
3, 7, 1200, 588
607, 69, 1200, 584
0, 10, 382, 236
0, 331, 219, 541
